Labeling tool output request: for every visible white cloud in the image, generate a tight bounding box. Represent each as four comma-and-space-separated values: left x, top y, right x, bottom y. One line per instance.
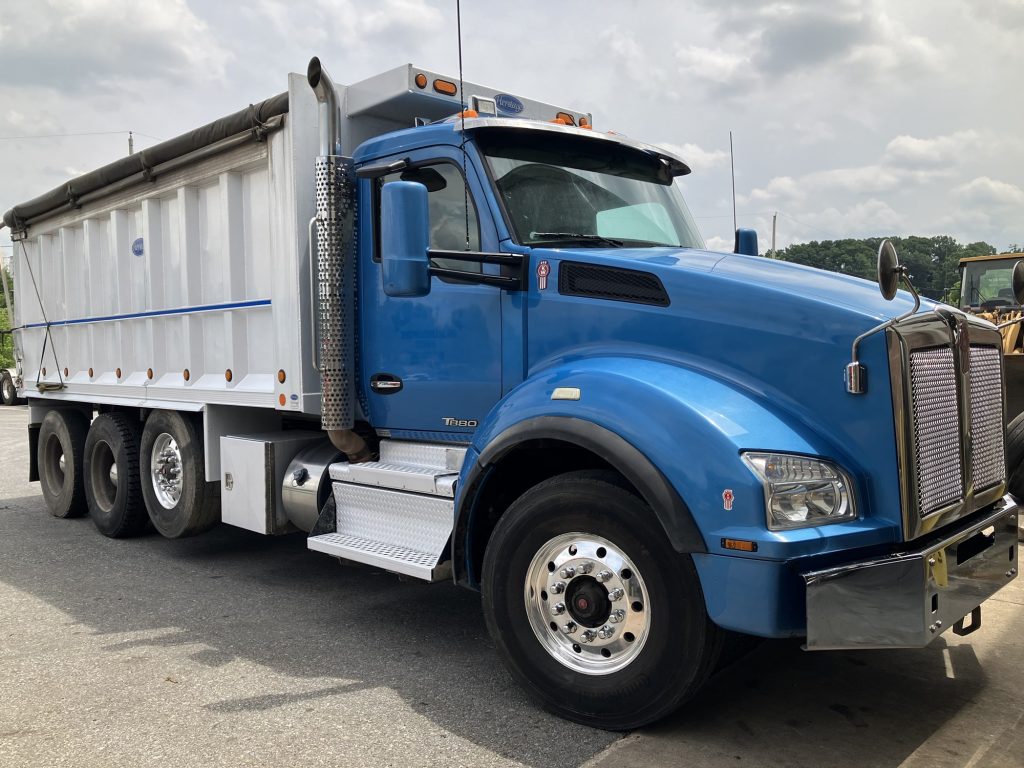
953, 177, 1024, 208
884, 130, 981, 168
0, 0, 229, 91
675, 46, 750, 85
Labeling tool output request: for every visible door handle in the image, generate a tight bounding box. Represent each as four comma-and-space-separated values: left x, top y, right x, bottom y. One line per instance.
370, 373, 403, 394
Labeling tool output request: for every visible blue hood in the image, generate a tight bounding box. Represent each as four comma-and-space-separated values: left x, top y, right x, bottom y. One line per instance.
524, 246, 918, 535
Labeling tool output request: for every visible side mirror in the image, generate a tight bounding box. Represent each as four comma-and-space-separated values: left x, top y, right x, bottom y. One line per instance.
734, 228, 758, 257
381, 181, 431, 297
877, 239, 902, 301
1013, 261, 1024, 305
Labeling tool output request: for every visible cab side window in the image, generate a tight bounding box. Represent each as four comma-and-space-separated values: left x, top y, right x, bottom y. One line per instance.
381, 163, 481, 273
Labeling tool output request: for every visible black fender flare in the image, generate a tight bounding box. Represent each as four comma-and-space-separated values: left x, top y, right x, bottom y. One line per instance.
452, 415, 707, 588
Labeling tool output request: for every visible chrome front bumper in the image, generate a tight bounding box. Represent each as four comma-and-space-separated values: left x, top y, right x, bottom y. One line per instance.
804, 497, 1018, 650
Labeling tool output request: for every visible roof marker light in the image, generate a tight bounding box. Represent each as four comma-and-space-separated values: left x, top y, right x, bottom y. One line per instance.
414, 73, 428, 89
556, 112, 576, 126
433, 79, 458, 96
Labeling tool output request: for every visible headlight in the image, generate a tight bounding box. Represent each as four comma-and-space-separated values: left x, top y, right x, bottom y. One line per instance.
741, 452, 856, 530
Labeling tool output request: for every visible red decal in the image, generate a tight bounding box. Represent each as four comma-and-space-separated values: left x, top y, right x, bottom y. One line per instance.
537, 260, 550, 290
722, 489, 734, 511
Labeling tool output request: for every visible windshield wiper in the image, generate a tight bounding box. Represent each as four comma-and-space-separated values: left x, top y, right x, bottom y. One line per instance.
529, 232, 624, 247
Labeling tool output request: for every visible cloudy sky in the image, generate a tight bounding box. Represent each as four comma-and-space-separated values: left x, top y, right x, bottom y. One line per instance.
1, 0, 1021, 259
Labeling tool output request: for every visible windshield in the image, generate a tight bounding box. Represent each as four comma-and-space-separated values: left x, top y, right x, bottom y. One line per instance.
477, 130, 705, 249
961, 260, 1019, 309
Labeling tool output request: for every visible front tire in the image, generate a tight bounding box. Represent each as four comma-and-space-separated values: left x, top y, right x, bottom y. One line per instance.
481, 471, 721, 730
37, 409, 90, 518
140, 410, 219, 538
84, 413, 149, 537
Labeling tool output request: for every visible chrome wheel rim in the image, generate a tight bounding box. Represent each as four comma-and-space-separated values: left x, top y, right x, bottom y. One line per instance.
2, 377, 13, 401
151, 432, 183, 509
524, 532, 650, 675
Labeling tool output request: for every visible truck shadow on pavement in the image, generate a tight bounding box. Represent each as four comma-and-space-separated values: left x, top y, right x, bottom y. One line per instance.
0, 496, 994, 768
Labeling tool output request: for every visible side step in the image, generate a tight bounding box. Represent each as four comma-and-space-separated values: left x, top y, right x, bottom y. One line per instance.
307, 440, 466, 582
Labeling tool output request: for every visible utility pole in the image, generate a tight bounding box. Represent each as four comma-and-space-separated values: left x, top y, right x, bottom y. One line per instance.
771, 212, 777, 258
128, 131, 134, 155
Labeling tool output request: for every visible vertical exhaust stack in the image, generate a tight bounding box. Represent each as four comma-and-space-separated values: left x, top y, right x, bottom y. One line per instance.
308, 57, 372, 463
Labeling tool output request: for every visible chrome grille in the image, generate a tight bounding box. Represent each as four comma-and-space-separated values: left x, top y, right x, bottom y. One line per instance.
909, 347, 962, 514
969, 345, 1005, 490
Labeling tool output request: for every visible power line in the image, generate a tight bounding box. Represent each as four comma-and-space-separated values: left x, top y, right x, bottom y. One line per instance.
0, 129, 161, 141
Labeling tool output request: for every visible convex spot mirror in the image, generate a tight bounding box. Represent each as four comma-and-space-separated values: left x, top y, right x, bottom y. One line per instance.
1013, 261, 1024, 306
400, 167, 447, 192
877, 239, 902, 301
381, 181, 431, 297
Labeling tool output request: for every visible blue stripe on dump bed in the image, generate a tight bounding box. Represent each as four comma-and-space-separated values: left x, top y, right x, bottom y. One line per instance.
23, 298, 272, 329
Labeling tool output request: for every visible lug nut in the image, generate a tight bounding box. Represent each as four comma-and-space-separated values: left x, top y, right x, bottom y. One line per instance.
598, 625, 615, 639
595, 570, 613, 583
609, 609, 626, 624
580, 630, 596, 644
552, 602, 566, 615
576, 562, 594, 574
559, 566, 576, 579
550, 581, 566, 595
608, 588, 625, 602
561, 621, 577, 635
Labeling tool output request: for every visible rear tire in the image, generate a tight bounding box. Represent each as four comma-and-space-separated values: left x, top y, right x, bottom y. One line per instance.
1, 371, 17, 406
1006, 412, 1024, 501
140, 410, 220, 538
84, 413, 149, 538
37, 409, 89, 518
481, 471, 721, 730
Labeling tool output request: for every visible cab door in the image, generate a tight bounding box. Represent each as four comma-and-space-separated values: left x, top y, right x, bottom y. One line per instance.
359, 148, 503, 438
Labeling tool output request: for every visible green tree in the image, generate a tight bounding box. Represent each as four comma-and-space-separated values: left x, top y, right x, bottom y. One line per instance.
0, 265, 14, 369
775, 235, 997, 303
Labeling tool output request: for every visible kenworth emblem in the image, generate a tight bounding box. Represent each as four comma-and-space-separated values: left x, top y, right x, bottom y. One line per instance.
494, 94, 524, 115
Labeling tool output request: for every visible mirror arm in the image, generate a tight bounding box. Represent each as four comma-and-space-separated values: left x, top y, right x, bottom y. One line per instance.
845, 268, 922, 395
429, 266, 522, 289
427, 250, 528, 291
355, 157, 410, 179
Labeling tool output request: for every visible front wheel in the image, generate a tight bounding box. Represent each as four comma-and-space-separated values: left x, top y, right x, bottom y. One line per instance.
481, 471, 721, 730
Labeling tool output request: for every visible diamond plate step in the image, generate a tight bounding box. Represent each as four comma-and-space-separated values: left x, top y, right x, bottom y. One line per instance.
307, 483, 454, 581
378, 440, 468, 471
330, 460, 458, 497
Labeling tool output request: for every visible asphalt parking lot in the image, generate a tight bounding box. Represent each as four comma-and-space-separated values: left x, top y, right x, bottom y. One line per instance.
1, 404, 1023, 767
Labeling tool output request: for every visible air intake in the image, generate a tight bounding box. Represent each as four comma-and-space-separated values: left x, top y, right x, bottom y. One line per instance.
558, 262, 669, 307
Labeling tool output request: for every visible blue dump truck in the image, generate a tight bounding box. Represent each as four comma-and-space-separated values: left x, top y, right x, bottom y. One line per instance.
1, 58, 1018, 728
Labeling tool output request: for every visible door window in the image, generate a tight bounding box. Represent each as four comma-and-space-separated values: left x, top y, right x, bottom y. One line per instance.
381, 163, 481, 272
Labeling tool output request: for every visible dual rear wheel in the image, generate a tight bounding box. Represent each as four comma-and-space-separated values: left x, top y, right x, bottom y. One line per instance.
37, 408, 219, 538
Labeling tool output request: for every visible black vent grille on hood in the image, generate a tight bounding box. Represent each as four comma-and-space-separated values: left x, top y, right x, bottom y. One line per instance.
558, 262, 670, 307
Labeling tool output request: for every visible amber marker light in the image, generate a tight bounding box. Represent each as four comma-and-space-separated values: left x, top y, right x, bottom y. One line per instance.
458, 109, 479, 119
183, 369, 190, 382
414, 72, 428, 89
147, 368, 153, 380
225, 369, 233, 383
63, 368, 68, 377
556, 112, 576, 126
433, 78, 457, 96
721, 538, 758, 553
277, 369, 286, 384
115, 368, 122, 378
279, 394, 287, 406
